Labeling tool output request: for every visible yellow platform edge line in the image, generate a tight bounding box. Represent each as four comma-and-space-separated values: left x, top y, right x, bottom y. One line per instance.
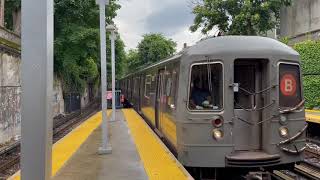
8, 110, 111, 180
306, 114, 320, 123
306, 109, 320, 113
122, 109, 193, 180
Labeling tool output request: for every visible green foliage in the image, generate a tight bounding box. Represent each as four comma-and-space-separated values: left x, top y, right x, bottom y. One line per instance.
124, 49, 140, 74
54, 0, 125, 93
138, 33, 176, 64
302, 76, 320, 109
279, 37, 289, 45
293, 40, 320, 108
4, 0, 21, 31
124, 34, 176, 75
190, 0, 292, 35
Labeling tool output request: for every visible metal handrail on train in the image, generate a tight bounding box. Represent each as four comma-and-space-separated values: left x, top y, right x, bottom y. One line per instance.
234, 100, 275, 112
229, 83, 277, 95
277, 124, 308, 154
279, 99, 305, 114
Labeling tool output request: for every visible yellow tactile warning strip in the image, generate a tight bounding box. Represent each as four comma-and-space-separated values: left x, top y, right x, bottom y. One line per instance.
122, 109, 193, 180
306, 113, 320, 124
9, 111, 110, 180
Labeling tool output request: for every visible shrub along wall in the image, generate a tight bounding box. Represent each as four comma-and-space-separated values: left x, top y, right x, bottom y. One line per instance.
293, 40, 320, 109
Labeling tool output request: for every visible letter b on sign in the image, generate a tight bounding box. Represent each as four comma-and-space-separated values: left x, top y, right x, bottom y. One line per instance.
280, 74, 297, 96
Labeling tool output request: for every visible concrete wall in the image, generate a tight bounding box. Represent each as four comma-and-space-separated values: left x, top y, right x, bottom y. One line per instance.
81, 85, 90, 109
0, 26, 65, 144
53, 77, 65, 117
0, 32, 21, 144
280, 0, 320, 43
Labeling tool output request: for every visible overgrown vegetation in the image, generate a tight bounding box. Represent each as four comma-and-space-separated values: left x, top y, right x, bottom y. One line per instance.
124, 33, 177, 74
54, 0, 126, 93
4, 0, 20, 31
4, 0, 126, 93
293, 40, 320, 109
190, 0, 292, 35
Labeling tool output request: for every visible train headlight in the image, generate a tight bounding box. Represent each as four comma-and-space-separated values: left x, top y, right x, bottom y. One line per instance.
279, 115, 287, 125
212, 129, 223, 140
279, 127, 289, 138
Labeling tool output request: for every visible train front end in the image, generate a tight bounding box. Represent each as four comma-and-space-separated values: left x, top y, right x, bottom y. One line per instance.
177, 36, 307, 169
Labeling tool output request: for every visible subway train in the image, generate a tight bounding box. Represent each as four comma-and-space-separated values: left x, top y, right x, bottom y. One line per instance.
119, 36, 307, 174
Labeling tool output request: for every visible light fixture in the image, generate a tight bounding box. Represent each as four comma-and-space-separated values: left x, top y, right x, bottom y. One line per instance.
212, 129, 223, 140
279, 115, 287, 125
212, 118, 223, 128
279, 127, 289, 138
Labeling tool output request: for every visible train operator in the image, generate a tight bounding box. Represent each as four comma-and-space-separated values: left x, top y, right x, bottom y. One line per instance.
190, 79, 212, 110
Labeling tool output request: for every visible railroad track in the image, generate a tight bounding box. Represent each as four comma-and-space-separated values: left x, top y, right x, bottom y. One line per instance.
270, 141, 320, 180
0, 101, 100, 179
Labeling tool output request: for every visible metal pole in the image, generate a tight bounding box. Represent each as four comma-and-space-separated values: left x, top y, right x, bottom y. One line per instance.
21, 0, 53, 179
111, 31, 116, 122
97, 0, 112, 154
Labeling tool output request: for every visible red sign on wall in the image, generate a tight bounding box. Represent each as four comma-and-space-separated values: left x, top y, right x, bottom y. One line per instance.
280, 74, 297, 96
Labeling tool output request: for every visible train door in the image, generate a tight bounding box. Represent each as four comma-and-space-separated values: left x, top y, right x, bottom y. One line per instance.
139, 75, 144, 112
156, 69, 165, 131
233, 60, 264, 151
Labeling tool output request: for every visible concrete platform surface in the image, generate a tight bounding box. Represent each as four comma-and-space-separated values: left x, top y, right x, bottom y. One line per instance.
53, 110, 148, 180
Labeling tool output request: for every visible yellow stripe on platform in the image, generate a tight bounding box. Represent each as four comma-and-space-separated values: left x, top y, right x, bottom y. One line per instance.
9, 110, 110, 180
306, 109, 320, 113
122, 109, 193, 180
306, 113, 320, 124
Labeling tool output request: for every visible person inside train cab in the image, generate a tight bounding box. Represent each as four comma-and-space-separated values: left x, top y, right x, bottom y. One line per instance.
190, 79, 211, 110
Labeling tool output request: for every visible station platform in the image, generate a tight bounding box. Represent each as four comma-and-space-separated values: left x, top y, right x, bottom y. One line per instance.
11, 108, 192, 180
306, 110, 320, 124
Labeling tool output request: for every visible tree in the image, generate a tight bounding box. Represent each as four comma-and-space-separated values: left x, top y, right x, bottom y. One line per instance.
124, 49, 140, 73
54, 0, 125, 93
190, 0, 292, 35
138, 33, 176, 65
123, 34, 177, 75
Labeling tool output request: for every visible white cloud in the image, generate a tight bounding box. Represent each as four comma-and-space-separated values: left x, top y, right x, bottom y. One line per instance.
114, 0, 206, 52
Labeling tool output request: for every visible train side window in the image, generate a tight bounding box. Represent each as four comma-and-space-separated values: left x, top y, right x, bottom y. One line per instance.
144, 75, 152, 98
166, 69, 178, 109
134, 77, 138, 95
279, 63, 302, 108
188, 63, 223, 111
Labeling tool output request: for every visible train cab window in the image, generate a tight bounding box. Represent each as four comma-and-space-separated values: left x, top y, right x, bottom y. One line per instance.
188, 63, 223, 111
279, 63, 302, 108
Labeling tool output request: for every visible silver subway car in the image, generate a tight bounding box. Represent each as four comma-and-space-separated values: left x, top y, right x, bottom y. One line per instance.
119, 36, 307, 169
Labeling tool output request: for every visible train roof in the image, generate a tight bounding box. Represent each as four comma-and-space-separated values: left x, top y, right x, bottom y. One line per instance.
121, 36, 299, 79
186, 36, 299, 57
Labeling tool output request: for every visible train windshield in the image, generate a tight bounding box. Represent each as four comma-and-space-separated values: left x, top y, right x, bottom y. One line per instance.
188, 62, 223, 111
279, 63, 302, 108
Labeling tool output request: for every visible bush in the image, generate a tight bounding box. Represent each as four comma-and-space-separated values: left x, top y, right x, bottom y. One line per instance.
294, 40, 320, 108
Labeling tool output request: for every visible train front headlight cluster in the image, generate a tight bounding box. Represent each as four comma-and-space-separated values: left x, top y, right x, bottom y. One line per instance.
279, 126, 289, 138
212, 129, 223, 140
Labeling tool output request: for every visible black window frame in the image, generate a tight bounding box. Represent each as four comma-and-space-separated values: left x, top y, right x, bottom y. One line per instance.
187, 61, 224, 112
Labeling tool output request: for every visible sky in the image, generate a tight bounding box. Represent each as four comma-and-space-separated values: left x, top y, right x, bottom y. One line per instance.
114, 0, 216, 51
